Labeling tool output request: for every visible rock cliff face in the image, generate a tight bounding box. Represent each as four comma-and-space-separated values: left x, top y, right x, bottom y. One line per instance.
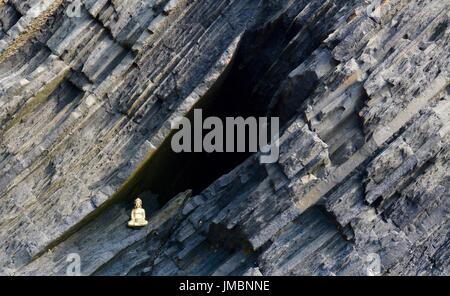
0, 0, 448, 275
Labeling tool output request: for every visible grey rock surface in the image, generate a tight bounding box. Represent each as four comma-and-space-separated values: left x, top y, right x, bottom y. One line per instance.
0, 0, 448, 275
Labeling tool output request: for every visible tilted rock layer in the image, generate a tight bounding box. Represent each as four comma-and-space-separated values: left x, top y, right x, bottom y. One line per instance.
0, 0, 448, 275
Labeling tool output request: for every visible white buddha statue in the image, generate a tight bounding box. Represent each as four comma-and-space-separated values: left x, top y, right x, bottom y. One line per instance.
128, 198, 148, 227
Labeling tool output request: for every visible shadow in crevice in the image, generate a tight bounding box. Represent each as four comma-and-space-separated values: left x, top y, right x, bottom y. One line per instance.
208, 223, 253, 253
121, 1, 334, 207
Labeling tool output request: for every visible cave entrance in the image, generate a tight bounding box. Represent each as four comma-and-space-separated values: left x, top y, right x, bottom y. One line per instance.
123, 52, 264, 207
129, 67, 257, 205
115, 11, 325, 208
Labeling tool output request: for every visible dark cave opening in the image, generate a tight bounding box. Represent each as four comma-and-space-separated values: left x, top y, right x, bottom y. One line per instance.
115, 10, 329, 209
106, 1, 337, 213
125, 47, 265, 207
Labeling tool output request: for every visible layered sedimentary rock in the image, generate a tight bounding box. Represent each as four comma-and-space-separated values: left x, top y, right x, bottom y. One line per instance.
0, 0, 448, 275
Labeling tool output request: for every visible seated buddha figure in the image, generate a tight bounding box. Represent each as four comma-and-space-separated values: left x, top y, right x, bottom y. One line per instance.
128, 198, 148, 227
